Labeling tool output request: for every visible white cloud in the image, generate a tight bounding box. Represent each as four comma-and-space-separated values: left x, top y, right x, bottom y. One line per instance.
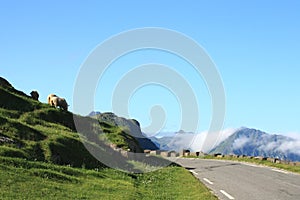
190, 131, 208, 152
263, 141, 278, 151
157, 128, 237, 153
190, 128, 237, 152
216, 128, 237, 145
169, 133, 195, 151
277, 140, 300, 155
232, 136, 251, 150
265, 132, 300, 155
281, 132, 300, 140
155, 128, 300, 157
255, 132, 300, 156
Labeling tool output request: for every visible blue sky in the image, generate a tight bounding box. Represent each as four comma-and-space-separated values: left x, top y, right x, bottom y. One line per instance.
1, 1, 299, 135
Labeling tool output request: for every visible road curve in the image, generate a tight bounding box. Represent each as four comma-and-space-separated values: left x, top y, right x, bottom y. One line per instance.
172, 158, 300, 200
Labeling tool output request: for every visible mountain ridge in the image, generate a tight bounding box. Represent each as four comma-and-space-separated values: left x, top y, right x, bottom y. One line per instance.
149, 128, 300, 161
209, 127, 300, 161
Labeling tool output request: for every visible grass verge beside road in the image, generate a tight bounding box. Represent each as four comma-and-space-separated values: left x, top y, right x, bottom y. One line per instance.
0, 156, 217, 200
192, 155, 300, 174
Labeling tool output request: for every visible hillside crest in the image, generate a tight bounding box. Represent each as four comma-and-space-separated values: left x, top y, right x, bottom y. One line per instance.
0, 77, 158, 171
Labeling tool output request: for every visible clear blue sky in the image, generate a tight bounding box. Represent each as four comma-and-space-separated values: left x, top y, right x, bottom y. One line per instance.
1, 1, 299, 135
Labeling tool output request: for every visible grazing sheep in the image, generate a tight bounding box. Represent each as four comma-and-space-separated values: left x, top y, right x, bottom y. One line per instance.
30, 91, 39, 101
50, 96, 68, 111
47, 94, 57, 105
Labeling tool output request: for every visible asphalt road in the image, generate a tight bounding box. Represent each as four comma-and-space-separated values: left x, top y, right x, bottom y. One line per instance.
172, 158, 300, 200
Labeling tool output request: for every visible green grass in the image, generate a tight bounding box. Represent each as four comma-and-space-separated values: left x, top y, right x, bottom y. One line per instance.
135, 166, 216, 200
0, 86, 110, 169
196, 155, 300, 174
99, 123, 142, 152
0, 156, 217, 200
0, 84, 142, 167
0, 157, 134, 199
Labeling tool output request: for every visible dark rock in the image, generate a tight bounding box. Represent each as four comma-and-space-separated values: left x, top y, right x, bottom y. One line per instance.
0, 77, 12, 88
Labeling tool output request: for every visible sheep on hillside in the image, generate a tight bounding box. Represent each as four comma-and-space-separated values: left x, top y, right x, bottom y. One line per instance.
50, 96, 68, 111
47, 94, 57, 105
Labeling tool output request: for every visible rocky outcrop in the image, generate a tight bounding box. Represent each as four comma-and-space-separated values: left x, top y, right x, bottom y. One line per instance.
0, 77, 13, 88
0, 77, 29, 98
95, 112, 158, 150
0, 136, 14, 144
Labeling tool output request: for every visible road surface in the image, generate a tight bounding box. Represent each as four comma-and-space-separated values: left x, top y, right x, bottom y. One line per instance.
172, 158, 300, 200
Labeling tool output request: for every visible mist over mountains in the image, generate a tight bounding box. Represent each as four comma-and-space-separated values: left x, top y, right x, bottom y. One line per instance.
150, 128, 300, 161
210, 128, 300, 161
149, 129, 236, 152
88, 111, 300, 161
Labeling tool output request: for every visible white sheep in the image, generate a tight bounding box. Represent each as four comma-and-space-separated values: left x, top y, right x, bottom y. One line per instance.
47, 94, 57, 105
50, 96, 68, 111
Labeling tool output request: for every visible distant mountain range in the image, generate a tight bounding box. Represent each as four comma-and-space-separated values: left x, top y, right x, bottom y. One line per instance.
88, 111, 101, 117
150, 128, 300, 161
210, 128, 300, 161
149, 130, 196, 152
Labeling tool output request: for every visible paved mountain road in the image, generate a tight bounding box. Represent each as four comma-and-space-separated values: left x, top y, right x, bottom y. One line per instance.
171, 158, 300, 200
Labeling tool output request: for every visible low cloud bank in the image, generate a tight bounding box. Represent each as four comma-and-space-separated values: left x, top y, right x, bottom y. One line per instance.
154, 128, 237, 152
231, 131, 300, 157
154, 128, 300, 158
232, 136, 251, 150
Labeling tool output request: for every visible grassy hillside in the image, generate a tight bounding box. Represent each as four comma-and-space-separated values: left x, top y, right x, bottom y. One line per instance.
0, 156, 216, 200
0, 79, 103, 168
0, 77, 150, 170
0, 77, 217, 199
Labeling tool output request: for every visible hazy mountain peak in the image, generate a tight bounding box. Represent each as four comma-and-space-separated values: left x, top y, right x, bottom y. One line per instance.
210, 128, 300, 161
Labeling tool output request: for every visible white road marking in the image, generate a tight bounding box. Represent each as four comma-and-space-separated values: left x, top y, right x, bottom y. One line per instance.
203, 178, 214, 185
189, 170, 198, 175
242, 163, 261, 168
243, 162, 292, 175
271, 168, 289, 174
220, 190, 235, 200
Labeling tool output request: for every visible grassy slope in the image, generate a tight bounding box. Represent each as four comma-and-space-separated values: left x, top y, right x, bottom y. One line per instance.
0, 83, 141, 169
0, 78, 217, 199
0, 157, 216, 200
